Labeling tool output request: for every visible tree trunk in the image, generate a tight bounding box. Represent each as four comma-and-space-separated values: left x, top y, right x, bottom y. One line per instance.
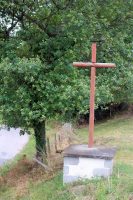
33, 121, 46, 161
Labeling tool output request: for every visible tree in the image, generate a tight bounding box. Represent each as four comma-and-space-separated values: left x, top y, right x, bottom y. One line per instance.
0, 0, 132, 158
0, 57, 89, 158
0, 0, 91, 159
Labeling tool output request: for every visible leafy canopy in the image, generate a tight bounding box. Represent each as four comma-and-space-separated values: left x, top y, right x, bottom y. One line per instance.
0, 0, 133, 130
0, 57, 89, 130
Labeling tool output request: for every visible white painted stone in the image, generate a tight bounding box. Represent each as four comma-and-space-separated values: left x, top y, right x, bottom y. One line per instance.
63, 156, 114, 183
63, 144, 116, 183
69, 158, 104, 177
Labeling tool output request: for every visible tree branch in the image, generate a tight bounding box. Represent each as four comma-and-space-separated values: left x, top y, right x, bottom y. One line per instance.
51, 0, 73, 10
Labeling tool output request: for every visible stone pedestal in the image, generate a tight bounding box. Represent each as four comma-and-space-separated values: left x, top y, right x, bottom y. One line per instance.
63, 144, 117, 184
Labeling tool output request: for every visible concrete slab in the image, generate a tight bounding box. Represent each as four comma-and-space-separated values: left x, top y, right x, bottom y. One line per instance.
63, 144, 117, 160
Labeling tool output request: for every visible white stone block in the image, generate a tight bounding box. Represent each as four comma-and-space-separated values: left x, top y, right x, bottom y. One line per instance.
63, 145, 116, 184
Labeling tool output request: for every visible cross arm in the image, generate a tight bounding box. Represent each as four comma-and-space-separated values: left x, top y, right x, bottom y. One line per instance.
73, 62, 92, 67
73, 62, 115, 68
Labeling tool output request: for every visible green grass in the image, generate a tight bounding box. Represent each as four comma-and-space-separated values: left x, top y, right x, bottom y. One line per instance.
20, 173, 75, 200
1, 115, 133, 200
76, 115, 133, 164
20, 164, 133, 200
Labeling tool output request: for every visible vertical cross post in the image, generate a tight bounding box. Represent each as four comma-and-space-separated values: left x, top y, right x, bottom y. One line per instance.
89, 43, 96, 147
73, 43, 115, 148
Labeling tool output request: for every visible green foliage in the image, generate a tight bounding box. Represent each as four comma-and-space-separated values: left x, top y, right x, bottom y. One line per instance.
0, 57, 89, 130
0, 0, 133, 128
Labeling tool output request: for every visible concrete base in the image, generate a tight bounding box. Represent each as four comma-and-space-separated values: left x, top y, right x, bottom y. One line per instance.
63, 144, 117, 184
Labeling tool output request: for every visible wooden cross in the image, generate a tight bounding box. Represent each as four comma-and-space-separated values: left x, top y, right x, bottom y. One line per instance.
73, 43, 116, 148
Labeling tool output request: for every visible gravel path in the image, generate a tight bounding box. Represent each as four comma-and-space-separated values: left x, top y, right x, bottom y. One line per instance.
0, 127, 29, 166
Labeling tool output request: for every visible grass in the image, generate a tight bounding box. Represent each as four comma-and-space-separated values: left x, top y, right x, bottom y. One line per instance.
76, 114, 133, 164
20, 172, 75, 200
1, 114, 133, 200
